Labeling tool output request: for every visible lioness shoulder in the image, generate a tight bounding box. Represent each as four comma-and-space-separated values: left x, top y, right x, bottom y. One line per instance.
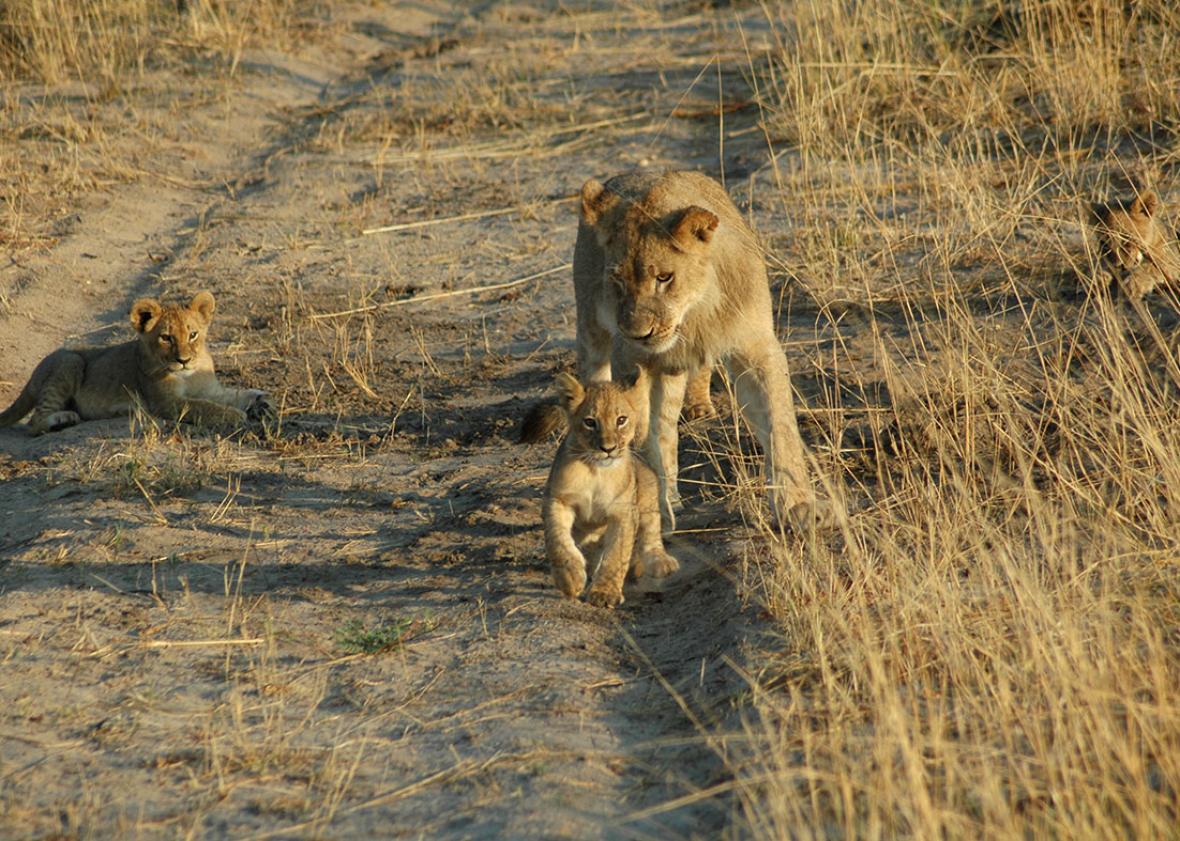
543, 369, 677, 608
0, 290, 273, 435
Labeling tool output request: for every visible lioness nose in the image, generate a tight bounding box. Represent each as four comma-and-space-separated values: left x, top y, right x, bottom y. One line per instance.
626, 327, 656, 341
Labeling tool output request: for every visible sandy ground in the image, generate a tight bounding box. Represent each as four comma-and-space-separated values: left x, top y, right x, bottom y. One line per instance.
0, 2, 801, 837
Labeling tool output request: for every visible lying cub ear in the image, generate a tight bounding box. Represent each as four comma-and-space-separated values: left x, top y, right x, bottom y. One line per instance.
130, 298, 162, 333
671, 206, 719, 248
554, 372, 585, 411
1131, 191, 1159, 217
1089, 202, 1111, 226
580, 178, 618, 228
190, 290, 216, 324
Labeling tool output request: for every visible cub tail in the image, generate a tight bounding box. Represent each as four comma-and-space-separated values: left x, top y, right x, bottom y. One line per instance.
0, 383, 35, 428
519, 401, 567, 443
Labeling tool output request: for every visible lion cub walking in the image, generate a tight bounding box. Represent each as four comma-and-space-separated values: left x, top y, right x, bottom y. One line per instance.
0, 291, 272, 435
544, 368, 678, 608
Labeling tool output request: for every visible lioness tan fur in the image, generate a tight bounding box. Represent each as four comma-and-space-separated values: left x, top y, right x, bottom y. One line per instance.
0, 291, 273, 435
569, 169, 815, 532
1091, 190, 1180, 300
544, 369, 678, 608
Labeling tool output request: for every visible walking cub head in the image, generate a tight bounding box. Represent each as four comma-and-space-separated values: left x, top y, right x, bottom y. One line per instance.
555, 370, 647, 465
580, 177, 719, 354
130, 290, 216, 374
1091, 191, 1180, 299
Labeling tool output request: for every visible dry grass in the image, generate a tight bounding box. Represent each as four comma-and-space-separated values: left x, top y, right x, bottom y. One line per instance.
720, 1, 1180, 837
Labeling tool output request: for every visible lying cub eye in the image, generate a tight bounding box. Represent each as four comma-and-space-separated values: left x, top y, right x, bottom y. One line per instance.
189, 330, 199, 340
656, 272, 673, 284
617, 416, 629, 428
160, 334, 173, 344
582, 417, 597, 429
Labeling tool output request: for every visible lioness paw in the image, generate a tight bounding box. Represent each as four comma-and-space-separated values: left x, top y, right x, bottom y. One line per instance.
643, 550, 679, 579
586, 587, 624, 609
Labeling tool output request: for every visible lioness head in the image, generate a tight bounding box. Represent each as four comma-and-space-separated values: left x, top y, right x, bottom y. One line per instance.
130, 291, 216, 374
1091, 191, 1180, 297
555, 371, 643, 464
581, 177, 719, 354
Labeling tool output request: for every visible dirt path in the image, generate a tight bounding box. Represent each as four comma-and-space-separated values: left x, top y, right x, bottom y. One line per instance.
1, 2, 782, 837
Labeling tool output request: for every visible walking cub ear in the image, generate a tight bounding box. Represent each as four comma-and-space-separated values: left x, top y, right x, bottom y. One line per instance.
554, 372, 586, 412
580, 178, 619, 229
189, 290, 216, 325
130, 299, 162, 333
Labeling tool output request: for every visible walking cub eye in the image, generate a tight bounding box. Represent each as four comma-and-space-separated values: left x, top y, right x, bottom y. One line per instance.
656, 272, 673, 284
616, 416, 629, 427
582, 417, 597, 429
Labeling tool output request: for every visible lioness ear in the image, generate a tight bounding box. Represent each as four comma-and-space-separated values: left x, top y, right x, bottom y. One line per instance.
671, 206, 719, 248
580, 178, 617, 227
190, 290, 216, 324
1131, 191, 1159, 217
554, 372, 585, 411
130, 299, 162, 333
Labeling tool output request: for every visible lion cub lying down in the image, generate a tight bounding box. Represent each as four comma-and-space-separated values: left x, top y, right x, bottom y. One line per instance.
544, 369, 678, 608
0, 290, 273, 435
1091, 190, 1180, 300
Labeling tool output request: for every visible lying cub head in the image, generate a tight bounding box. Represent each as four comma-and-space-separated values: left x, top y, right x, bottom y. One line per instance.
1091, 191, 1180, 299
580, 177, 719, 354
130, 290, 216, 374
555, 371, 645, 464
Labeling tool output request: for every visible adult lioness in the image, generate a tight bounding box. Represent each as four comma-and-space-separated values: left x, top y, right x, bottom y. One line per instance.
1091, 190, 1180, 300
544, 368, 678, 608
0, 291, 273, 434
572, 169, 815, 531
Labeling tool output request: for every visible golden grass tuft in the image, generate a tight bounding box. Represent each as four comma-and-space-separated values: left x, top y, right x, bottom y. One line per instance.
723, 1, 1180, 836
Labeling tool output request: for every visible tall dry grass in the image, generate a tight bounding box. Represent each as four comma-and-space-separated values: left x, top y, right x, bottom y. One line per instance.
726, 1, 1180, 837
0, 0, 310, 84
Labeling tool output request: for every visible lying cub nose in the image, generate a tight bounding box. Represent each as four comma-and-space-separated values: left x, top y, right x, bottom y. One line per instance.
626, 327, 656, 341
177, 356, 192, 366
600, 444, 618, 455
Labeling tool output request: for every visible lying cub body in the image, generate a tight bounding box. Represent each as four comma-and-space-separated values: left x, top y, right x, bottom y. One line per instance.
543, 369, 678, 608
0, 291, 272, 435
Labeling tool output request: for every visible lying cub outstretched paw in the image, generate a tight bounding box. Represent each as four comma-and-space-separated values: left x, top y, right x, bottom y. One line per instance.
585, 587, 624, 609
245, 391, 277, 425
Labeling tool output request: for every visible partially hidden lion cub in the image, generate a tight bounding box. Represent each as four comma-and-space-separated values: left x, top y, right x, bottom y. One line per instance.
1091, 190, 1180, 300
0, 290, 273, 435
544, 368, 678, 608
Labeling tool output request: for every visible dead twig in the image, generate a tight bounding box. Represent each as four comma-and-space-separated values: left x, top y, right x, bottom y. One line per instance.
308, 263, 571, 320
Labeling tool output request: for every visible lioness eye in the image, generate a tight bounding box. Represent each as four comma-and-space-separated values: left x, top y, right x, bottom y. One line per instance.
617, 416, 628, 427
582, 417, 597, 429
656, 272, 673, 284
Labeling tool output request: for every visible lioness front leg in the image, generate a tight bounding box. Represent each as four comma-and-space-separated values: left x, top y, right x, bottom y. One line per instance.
585, 516, 634, 609
544, 498, 588, 598
640, 369, 687, 534
727, 344, 815, 531
632, 462, 679, 579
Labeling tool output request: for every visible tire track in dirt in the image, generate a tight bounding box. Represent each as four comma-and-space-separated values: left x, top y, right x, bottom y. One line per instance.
1, 2, 777, 836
